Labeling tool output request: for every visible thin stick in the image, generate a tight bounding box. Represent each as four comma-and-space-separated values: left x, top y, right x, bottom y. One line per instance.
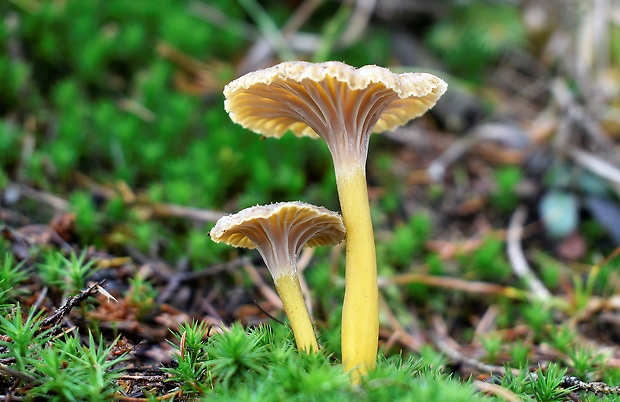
431, 315, 510, 376
8, 182, 69, 211
506, 206, 552, 301
433, 314, 620, 396
0, 362, 38, 384
551, 78, 619, 165
473, 381, 522, 402
0, 396, 25, 401
118, 374, 169, 382
42, 280, 107, 328
157, 258, 246, 304
235, 0, 296, 61
338, 0, 376, 47
188, 2, 257, 39
427, 74, 549, 181
378, 294, 423, 352
379, 273, 527, 299
244, 263, 283, 309
31, 286, 48, 312
150, 203, 225, 222
568, 147, 620, 188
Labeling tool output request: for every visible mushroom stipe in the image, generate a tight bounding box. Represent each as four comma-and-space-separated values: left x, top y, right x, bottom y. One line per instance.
274, 272, 318, 352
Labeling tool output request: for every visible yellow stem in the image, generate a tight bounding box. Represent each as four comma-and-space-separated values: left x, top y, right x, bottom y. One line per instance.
274, 272, 319, 353
337, 166, 378, 377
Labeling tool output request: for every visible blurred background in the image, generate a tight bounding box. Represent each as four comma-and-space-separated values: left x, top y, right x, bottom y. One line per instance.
2, 0, 619, 258
1, 0, 620, 377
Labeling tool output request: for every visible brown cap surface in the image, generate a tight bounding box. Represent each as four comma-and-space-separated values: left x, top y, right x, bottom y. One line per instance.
210, 202, 345, 278
224, 61, 447, 169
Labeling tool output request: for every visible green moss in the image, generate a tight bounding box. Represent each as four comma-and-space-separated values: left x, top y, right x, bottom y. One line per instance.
0, 122, 21, 169
490, 166, 523, 212
427, 2, 525, 81
458, 236, 511, 281
188, 229, 231, 267
377, 213, 432, 271
0, 57, 29, 111
333, 28, 391, 68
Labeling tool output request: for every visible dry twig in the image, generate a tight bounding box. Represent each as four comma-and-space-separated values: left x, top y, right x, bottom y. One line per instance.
551, 78, 619, 165
42, 280, 109, 328
473, 381, 522, 402
378, 294, 424, 352
243, 262, 283, 309
0, 362, 38, 384
157, 258, 246, 305
6, 182, 69, 211
568, 147, 620, 189
506, 206, 552, 301
379, 273, 526, 299
432, 315, 620, 397
149, 202, 226, 222
431, 315, 509, 375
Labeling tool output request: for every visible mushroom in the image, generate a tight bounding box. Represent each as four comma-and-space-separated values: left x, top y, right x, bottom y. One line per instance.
223, 61, 447, 374
209, 202, 345, 353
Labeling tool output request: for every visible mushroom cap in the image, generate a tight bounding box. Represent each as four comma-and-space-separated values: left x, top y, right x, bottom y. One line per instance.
223, 61, 447, 139
209, 202, 345, 277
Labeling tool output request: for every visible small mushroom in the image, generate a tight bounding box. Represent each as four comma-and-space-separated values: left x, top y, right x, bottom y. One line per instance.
209, 202, 345, 353
224, 61, 447, 374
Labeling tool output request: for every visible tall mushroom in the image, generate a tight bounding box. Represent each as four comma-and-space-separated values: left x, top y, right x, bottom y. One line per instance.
209, 202, 345, 353
223, 61, 447, 374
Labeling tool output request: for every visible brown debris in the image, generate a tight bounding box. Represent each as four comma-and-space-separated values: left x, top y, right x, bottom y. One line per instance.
41, 281, 107, 329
